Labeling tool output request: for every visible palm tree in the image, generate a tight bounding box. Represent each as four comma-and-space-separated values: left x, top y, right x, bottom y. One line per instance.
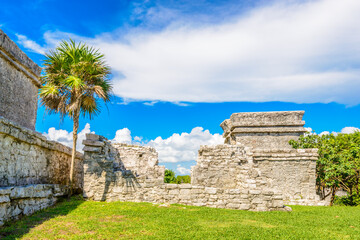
40, 39, 112, 196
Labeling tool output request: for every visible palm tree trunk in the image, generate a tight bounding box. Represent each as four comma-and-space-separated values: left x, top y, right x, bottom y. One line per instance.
69, 107, 80, 198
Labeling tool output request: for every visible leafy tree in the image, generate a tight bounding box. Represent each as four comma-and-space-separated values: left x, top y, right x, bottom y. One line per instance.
176, 175, 191, 184
289, 132, 360, 205
40, 39, 112, 195
164, 169, 176, 183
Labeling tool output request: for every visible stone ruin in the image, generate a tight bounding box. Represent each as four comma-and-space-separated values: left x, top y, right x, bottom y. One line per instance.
0, 29, 325, 226
83, 111, 324, 211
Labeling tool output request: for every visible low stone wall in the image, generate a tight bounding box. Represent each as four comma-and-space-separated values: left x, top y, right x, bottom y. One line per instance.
83, 134, 287, 211
0, 117, 83, 189
0, 184, 68, 226
161, 185, 284, 211
96, 183, 285, 212
0, 118, 83, 226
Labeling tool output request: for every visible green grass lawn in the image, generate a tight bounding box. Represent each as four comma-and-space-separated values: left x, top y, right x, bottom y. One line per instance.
1, 197, 360, 240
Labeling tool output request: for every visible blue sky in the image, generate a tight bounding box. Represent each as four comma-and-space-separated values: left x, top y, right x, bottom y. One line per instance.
1, 0, 360, 174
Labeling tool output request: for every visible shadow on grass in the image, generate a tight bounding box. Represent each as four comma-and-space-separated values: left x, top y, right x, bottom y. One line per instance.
0, 195, 84, 240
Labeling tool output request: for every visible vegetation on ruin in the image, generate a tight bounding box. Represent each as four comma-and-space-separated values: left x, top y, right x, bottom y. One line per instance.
1, 196, 360, 239
290, 132, 360, 206
40, 39, 112, 195
164, 169, 191, 184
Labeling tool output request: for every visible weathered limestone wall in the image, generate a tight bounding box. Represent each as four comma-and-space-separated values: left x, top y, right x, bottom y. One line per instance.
83, 134, 287, 211
0, 118, 83, 225
0, 184, 68, 226
192, 145, 319, 205
0, 30, 41, 130
253, 149, 318, 205
0, 117, 83, 189
191, 145, 253, 189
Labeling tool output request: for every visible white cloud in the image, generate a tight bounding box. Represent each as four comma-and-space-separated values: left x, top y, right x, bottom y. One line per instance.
16, 34, 46, 55
43, 124, 222, 163
319, 131, 331, 136
143, 101, 158, 106
43, 123, 94, 151
147, 127, 224, 163
177, 164, 191, 175
113, 128, 132, 144
110, 126, 224, 163
304, 127, 315, 136
133, 136, 142, 142
107, 126, 224, 163
341, 127, 360, 134
309, 126, 359, 136
19, 0, 360, 105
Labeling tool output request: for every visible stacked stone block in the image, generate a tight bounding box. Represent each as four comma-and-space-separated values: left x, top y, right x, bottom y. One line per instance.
221, 111, 307, 148
0, 184, 68, 226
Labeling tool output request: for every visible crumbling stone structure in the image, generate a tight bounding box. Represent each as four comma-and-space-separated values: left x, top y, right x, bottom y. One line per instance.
83, 137, 164, 201
0, 29, 41, 130
83, 135, 285, 211
0, 31, 83, 226
83, 111, 324, 211
193, 111, 319, 205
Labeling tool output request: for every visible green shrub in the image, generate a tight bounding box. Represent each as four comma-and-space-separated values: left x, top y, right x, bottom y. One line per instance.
164, 169, 191, 184
289, 131, 360, 206
164, 169, 176, 183
334, 193, 360, 206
